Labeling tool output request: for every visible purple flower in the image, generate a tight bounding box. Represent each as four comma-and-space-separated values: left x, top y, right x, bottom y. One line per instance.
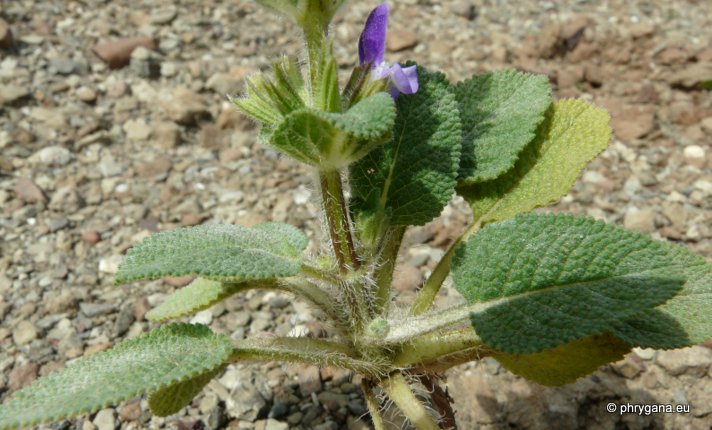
358, 3, 418, 96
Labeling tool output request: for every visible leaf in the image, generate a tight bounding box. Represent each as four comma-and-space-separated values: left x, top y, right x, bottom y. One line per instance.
493, 333, 632, 386
0, 324, 232, 430
451, 213, 685, 354
148, 365, 226, 417
115, 222, 308, 284
350, 65, 462, 226
455, 70, 551, 184
270, 92, 396, 168
458, 99, 611, 224
611, 248, 712, 349
146, 278, 247, 322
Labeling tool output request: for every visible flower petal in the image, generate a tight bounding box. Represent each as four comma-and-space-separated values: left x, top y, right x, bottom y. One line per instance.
389, 64, 419, 95
358, 3, 389, 65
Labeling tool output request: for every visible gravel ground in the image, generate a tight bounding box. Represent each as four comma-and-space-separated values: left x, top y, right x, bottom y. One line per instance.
1, 0, 711, 429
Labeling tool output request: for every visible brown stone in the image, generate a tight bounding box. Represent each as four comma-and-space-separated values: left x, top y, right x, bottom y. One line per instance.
392, 263, 422, 293
181, 213, 205, 227
386, 28, 418, 52
92, 36, 157, 69
656, 46, 689, 65
665, 62, 712, 89
14, 178, 47, 203
81, 229, 102, 245
119, 401, 142, 421
164, 275, 195, 288
298, 365, 322, 397
8, 363, 39, 391
133, 297, 150, 321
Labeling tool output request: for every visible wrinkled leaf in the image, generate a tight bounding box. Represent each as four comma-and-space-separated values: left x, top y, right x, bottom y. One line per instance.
493, 333, 631, 386
115, 222, 307, 284
459, 99, 611, 224
147, 278, 247, 322
0, 324, 232, 429
148, 365, 226, 417
350, 65, 462, 227
456, 70, 551, 184
452, 213, 685, 354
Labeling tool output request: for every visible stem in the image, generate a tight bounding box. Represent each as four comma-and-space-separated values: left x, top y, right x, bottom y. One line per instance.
361, 379, 386, 430
380, 373, 439, 430
374, 226, 406, 315
411, 220, 482, 316
318, 169, 366, 330
392, 329, 486, 369
417, 375, 457, 430
231, 337, 386, 378
319, 169, 359, 272
300, 262, 341, 285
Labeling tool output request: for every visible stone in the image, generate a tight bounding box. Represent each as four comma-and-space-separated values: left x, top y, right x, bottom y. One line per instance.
82, 229, 102, 244
164, 88, 210, 125
113, 304, 135, 336
92, 36, 158, 69
451, 1, 477, 20
0, 84, 30, 105
0, 18, 13, 49
76, 86, 97, 103
232, 386, 268, 421
98, 153, 123, 177
665, 62, 712, 89
123, 118, 152, 141
623, 208, 656, 233
630, 22, 655, 38
93, 408, 116, 430
14, 178, 46, 203
656, 346, 712, 377
154, 121, 181, 148
130, 46, 161, 78
150, 6, 178, 25
298, 365, 322, 397
614, 106, 656, 142
8, 363, 39, 391
99, 255, 123, 274
29, 145, 72, 166
387, 28, 417, 52
263, 419, 288, 430
80, 302, 117, 317
118, 401, 141, 421
13, 320, 38, 345
136, 157, 172, 179
392, 263, 422, 292
683, 145, 707, 169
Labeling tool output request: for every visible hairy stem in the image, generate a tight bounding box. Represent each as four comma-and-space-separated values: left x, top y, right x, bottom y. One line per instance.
418, 375, 457, 430
300, 262, 341, 285
319, 169, 360, 272
411, 220, 482, 315
392, 329, 487, 370
362, 379, 386, 430
231, 337, 385, 378
318, 169, 366, 329
381, 373, 439, 430
374, 226, 406, 315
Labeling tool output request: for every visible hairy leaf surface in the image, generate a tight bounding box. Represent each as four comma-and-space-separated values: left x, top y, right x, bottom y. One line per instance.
456, 70, 551, 184
611, 249, 712, 349
115, 222, 307, 284
0, 324, 231, 429
148, 365, 226, 417
350, 65, 462, 226
451, 214, 685, 354
147, 278, 247, 322
270, 92, 395, 167
459, 99, 611, 224
493, 333, 631, 386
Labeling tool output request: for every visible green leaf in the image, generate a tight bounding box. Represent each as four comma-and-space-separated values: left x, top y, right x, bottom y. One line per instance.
455, 70, 551, 184
350, 66, 462, 226
147, 278, 246, 322
493, 333, 631, 386
458, 99, 611, 224
611, 249, 712, 349
0, 324, 232, 430
451, 213, 685, 354
148, 365, 226, 417
115, 222, 308, 284
270, 92, 396, 168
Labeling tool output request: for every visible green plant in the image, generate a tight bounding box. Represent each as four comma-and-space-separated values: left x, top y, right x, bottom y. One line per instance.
1, 2, 710, 429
